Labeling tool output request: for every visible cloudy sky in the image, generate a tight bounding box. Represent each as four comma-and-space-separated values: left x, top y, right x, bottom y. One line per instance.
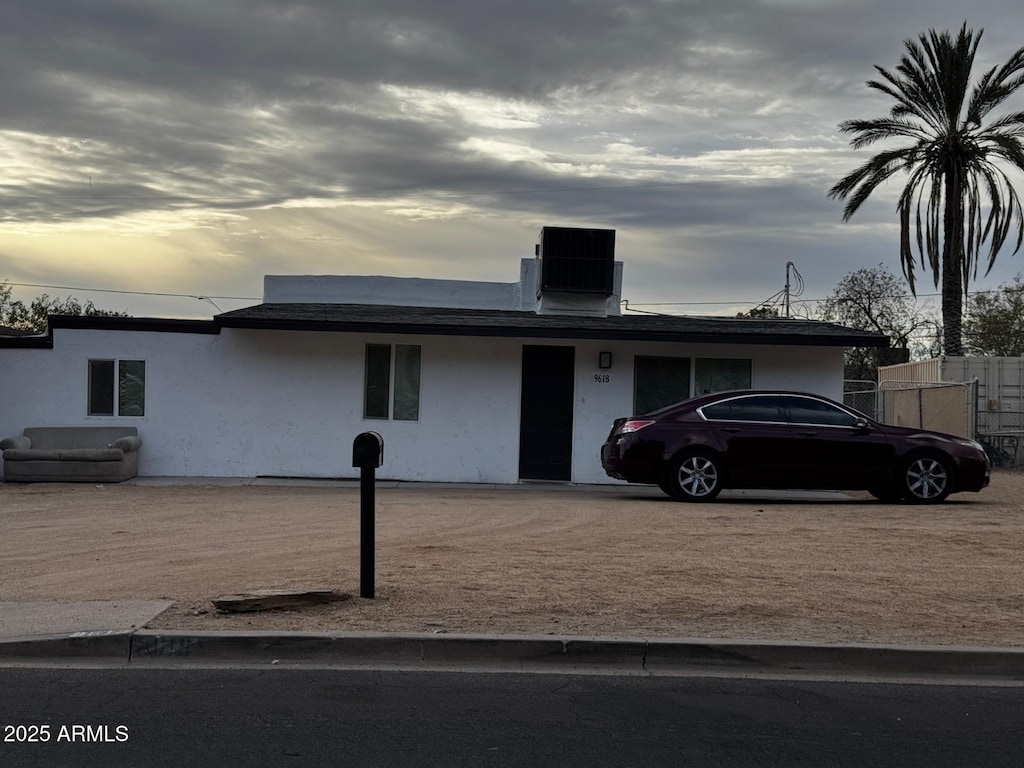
2, 0, 1024, 320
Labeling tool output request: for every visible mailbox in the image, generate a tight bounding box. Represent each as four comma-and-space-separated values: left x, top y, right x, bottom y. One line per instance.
352, 431, 384, 468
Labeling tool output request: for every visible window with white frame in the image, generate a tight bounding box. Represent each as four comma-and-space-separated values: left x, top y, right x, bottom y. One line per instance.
88, 359, 146, 417
364, 344, 421, 420
634, 356, 752, 414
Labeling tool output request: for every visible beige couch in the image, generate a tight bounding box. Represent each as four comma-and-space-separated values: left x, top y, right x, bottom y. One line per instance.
1, 427, 142, 483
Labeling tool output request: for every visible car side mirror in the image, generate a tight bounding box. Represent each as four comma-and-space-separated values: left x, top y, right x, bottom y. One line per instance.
854, 419, 872, 433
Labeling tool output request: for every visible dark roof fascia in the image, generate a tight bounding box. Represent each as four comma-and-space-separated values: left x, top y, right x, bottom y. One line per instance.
0, 333, 52, 349
48, 315, 220, 334
0, 316, 219, 349
215, 304, 890, 348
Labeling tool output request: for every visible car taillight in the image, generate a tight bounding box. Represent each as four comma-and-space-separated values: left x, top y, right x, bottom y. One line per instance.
619, 420, 655, 434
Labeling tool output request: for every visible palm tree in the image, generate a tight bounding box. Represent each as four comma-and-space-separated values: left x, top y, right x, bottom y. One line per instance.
829, 24, 1024, 356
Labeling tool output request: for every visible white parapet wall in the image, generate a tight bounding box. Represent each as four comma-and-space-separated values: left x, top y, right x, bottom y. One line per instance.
264, 259, 624, 317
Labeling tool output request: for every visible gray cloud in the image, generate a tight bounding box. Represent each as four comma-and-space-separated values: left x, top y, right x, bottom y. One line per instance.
1, 0, 1023, 313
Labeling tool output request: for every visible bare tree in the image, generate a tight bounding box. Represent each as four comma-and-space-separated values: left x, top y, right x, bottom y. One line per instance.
820, 265, 940, 380
964, 275, 1024, 356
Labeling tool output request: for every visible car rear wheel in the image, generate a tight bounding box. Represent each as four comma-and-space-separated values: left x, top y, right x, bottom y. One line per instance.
900, 453, 953, 504
667, 451, 723, 502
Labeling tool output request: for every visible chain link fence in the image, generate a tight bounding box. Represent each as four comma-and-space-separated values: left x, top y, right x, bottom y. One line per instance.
877, 380, 976, 440
843, 380, 879, 420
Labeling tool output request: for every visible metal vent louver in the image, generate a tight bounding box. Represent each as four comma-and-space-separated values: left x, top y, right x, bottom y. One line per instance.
538, 227, 615, 295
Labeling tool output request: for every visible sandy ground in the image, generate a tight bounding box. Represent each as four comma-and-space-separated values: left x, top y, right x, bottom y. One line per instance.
1, 472, 1021, 647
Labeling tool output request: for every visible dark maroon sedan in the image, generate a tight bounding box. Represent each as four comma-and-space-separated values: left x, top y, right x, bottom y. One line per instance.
601, 390, 990, 503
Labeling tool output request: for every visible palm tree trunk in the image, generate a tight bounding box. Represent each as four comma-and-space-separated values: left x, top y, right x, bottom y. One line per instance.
942, 166, 965, 356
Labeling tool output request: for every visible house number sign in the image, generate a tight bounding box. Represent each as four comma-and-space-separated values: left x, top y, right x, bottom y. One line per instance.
593, 374, 611, 383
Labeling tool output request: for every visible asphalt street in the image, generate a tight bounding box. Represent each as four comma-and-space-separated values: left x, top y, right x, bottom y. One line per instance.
1, 666, 1022, 767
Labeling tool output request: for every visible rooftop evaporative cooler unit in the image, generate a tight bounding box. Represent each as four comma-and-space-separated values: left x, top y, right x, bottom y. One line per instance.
536, 227, 615, 296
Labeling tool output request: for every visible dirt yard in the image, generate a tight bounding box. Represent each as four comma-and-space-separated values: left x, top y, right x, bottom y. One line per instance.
1, 472, 1021, 647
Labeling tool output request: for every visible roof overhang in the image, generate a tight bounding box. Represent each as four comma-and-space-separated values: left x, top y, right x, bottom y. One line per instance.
0, 306, 891, 349
213, 303, 890, 348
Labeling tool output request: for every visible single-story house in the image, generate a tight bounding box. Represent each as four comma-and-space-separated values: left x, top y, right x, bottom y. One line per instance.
0, 227, 887, 484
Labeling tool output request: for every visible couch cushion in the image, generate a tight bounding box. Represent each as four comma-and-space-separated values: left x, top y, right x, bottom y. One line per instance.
4, 449, 64, 461
58, 448, 127, 462
4, 448, 125, 462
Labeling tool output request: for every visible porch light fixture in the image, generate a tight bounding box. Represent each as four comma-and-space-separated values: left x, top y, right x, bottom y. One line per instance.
598, 351, 612, 369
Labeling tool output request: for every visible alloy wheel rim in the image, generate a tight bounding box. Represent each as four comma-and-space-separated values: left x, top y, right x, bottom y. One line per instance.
907, 458, 948, 499
679, 457, 718, 497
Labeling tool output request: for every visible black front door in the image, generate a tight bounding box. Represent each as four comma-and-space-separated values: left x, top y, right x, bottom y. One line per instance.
519, 345, 575, 481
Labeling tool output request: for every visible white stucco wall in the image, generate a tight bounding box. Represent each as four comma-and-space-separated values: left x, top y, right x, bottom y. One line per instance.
1, 327, 843, 484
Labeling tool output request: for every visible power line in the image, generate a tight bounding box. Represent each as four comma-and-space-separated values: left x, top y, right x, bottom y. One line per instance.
3, 281, 259, 302
628, 290, 951, 307
1, 279, 1010, 311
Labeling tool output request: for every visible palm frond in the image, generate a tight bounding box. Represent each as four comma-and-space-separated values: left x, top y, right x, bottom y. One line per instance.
982, 111, 1024, 135
837, 117, 928, 149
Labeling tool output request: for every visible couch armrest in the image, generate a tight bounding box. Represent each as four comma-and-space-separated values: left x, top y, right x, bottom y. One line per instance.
1, 435, 31, 450
110, 436, 143, 453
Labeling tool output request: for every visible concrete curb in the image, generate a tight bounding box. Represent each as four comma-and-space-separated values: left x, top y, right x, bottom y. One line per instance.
2, 629, 1023, 679
642, 639, 1024, 678
129, 631, 571, 666
0, 630, 133, 659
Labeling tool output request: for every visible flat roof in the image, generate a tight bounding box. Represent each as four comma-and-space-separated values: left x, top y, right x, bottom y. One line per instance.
214, 303, 889, 347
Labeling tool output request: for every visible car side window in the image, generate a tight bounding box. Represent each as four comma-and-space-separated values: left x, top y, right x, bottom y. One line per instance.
701, 396, 783, 423
782, 397, 860, 427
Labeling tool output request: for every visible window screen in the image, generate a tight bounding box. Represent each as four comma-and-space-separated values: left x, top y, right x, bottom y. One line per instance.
393, 344, 421, 421
118, 360, 146, 417
634, 356, 690, 415
695, 358, 752, 395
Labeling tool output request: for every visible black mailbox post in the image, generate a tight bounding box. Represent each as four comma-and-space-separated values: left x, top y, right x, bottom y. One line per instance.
352, 431, 384, 599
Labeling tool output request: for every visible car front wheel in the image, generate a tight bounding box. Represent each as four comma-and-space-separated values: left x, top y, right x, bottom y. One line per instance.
900, 453, 953, 504
667, 451, 723, 502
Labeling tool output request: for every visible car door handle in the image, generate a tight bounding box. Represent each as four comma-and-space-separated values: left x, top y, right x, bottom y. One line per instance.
795, 430, 818, 437
723, 427, 742, 433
